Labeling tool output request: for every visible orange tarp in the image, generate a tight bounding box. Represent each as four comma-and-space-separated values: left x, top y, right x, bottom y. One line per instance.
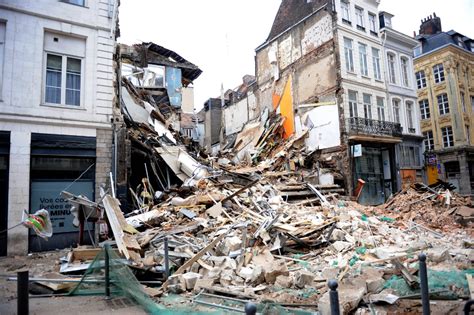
278, 77, 295, 139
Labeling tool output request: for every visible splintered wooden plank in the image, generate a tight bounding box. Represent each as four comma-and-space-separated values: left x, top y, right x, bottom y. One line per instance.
162, 232, 227, 290
102, 195, 137, 260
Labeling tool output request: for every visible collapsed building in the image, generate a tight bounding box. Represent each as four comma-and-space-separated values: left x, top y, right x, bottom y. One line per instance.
113, 42, 204, 210
206, 0, 429, 206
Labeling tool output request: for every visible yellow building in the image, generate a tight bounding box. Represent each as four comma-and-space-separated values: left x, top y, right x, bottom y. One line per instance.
413, 15, 474, 195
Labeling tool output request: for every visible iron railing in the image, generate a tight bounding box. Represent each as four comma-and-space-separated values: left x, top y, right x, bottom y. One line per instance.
347, 117, 402, 137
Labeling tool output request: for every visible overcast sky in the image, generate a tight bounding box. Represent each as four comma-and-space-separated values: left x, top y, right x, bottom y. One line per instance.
119, 0, 473, 111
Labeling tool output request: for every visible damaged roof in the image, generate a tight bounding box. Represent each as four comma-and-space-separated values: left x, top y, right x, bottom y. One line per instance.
120, 42, 203, 85
265, 0, 330, 43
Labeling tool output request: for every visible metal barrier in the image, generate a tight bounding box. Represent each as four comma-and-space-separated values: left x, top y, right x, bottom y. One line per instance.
328, 279, 340, 315
17, 270, 29, 315
419, 253, 430, 315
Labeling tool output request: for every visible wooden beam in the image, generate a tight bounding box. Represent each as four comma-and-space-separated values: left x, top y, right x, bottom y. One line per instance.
162, 232, 227, 290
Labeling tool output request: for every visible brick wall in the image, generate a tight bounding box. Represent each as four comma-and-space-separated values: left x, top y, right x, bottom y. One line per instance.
95, 128, 113, 200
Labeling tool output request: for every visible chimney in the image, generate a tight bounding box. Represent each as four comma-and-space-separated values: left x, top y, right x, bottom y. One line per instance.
419, 12, 442, 35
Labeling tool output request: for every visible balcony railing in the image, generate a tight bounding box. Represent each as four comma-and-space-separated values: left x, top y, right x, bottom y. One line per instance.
347, 117, 402, 137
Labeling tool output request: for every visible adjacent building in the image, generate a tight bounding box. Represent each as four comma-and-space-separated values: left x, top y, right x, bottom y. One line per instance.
0, 0, 119, 255
414, 14, 474, 195
379, 12, 424, 190
250, 0, 424, 205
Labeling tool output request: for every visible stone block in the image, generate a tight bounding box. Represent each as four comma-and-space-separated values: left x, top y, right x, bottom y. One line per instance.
318, 284, 367, 315
275, 275, 293, 288
181, 272, 201, 291
264, 259, 289, 284
294, 269, 315, 288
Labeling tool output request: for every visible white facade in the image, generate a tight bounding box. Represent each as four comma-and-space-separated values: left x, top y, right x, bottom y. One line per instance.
380, 15, 421, 136
335, 0, 390, 124
0, 0, 117, 255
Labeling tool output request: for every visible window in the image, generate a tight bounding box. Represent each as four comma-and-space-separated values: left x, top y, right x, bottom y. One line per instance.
460, 92, 466, 112
355, 7, 365, 30
340, 0, 350, 23
471, 96, 474, 113
400, 57, 409, 87
0, 22, 5, 99
45, 54, 82, 106
372, 48, 381, 80
392, 99, 400, 123
43, 32, 85, 106
387, 53, 396, 84
62, 0, 85, 6
181, 128, 193, 138
466, 125, 470, 144
423, 131, 434, 151
359, 43, 368, 76
416, 70, 426, 89
437, 93, 449, 115
363, 93, 372, 120
419, 99, 430, 120
344, 37, 354, 72
368, 13, 377, 33
406, 102, 414, 132
376, 97, 385, 121
348, 90, 358, 118
441, 126, 454, 148
433, 63, 445, 83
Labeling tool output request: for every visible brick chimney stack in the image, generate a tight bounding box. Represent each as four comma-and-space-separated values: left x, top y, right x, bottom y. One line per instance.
419, 12, 442, 35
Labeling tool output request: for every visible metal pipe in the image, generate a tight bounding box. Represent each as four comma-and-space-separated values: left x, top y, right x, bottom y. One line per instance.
6, 277, 162, 285
194, 299, 244, 313
17, 270, 29, 315
419, 253, 430, 315
328, 279, 340, 315
164, 237, 170, 280
105, 245, 111, 299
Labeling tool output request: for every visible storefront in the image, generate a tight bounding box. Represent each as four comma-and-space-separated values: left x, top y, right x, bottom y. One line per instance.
0, 131, 10, 256
352, 142, 397, 206
29, 133, 96, 252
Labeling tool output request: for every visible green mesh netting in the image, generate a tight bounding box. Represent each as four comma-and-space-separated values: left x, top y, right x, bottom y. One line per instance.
384, 269, 474, 299
68, 245, 166, 314
67, 246, 317, 314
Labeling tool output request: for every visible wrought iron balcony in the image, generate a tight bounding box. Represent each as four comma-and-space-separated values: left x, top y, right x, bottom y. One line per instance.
347, 117, 402, 137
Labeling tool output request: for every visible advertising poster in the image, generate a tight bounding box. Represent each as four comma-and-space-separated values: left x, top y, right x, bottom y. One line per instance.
30, 181, 94, 234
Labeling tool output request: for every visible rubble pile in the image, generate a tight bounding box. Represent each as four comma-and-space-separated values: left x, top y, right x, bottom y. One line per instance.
53, 48, 473, 313
371, 184, 474, 231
